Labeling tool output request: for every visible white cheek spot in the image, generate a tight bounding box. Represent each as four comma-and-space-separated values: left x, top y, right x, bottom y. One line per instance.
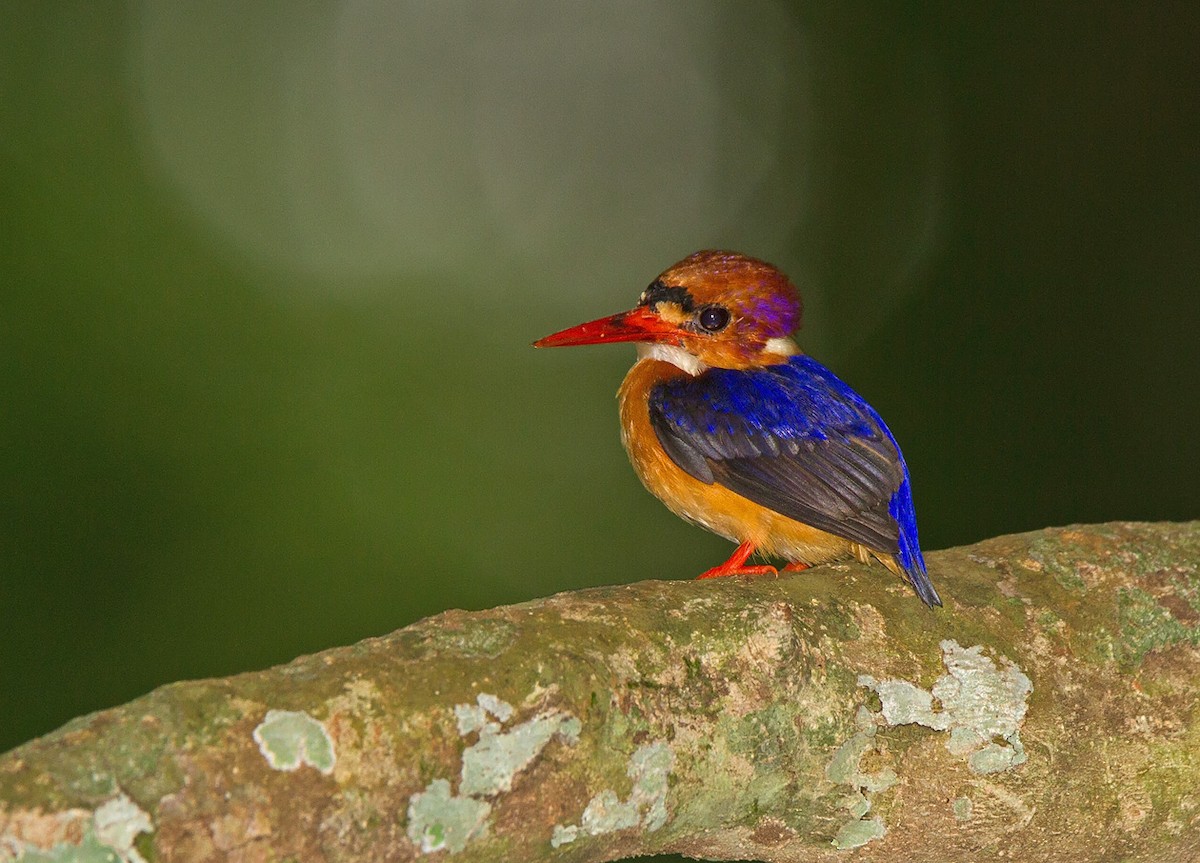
636, 343, 708, 376
764, 336, 799, 356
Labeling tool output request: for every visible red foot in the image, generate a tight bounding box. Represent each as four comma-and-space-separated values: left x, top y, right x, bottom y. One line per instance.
698, 564, 777, 579
783, 562, 810, 572
696, 541, 779, 579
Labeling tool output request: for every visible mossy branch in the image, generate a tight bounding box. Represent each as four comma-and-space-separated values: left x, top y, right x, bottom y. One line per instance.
3, 522, 1200, 863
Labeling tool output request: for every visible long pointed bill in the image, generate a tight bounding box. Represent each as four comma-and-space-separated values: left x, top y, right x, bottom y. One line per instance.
533, 306, 683, 348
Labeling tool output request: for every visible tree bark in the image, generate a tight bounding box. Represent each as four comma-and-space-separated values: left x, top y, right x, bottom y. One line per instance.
3, 521, 1200, 863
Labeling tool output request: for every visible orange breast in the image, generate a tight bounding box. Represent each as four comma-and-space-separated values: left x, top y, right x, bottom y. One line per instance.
617, 358, 862, 566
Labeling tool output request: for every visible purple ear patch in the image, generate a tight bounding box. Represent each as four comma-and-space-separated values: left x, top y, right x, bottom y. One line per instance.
657, 250, 803, 338
744, 286, 801, 337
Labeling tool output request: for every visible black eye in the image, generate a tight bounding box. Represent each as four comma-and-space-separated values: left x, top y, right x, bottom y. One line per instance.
698, 306, 730, 332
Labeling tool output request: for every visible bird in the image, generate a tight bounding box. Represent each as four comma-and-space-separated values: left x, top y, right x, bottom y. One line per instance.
533, 250, 941, 608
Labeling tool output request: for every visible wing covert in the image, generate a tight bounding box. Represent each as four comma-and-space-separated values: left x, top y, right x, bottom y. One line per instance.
648, 356, 906, 553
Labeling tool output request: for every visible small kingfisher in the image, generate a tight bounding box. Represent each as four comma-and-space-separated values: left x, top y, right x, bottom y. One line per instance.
534, 250, 941, 607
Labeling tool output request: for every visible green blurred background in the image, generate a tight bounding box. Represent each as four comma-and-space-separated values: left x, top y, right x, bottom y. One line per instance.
2, 0, 1197, 778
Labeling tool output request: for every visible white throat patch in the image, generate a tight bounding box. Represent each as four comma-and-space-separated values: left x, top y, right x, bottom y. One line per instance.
636, 342, 708, 376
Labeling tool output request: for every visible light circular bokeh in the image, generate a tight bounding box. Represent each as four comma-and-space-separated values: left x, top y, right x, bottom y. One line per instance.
130, 1, 810, 301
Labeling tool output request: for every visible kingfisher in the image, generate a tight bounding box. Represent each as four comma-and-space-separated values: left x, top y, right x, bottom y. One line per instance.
534, 250, 941, 607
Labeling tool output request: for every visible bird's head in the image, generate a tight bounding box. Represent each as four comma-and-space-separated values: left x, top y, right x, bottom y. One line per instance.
534, 250, 802, 373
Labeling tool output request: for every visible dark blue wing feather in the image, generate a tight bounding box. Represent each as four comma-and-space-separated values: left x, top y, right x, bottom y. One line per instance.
649, 355, 937, 604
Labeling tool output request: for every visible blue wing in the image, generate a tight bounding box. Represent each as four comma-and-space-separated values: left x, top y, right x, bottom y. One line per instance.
649, 355, 938, 606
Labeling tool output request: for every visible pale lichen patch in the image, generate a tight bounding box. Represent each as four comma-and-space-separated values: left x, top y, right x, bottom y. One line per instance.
952, 796, 973, 821
453, 695, 501, 737
825, 728, 896, 794
8, 826, 117, 863
406, 779, 491, 854
92, 796, 152, 863
459, 710, 581, 797
629, 742, 673, 831
408, 693, 581, 854
832, 816, 885, 850
252, 709, 336, 775
580, 790, 639, 835
858, 640, 1032, 775
968, 741, 1027, 775
553, 741, 673, 845
2, 794, 152, 863
549, 824, 578, 848
825, 717, 895, 848
476, 693, 513, 723
454, 692, 517, 735
842, 793, 871, 819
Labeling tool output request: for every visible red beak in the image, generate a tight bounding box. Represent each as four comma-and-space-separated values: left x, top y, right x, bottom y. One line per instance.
533, 306, 682, 348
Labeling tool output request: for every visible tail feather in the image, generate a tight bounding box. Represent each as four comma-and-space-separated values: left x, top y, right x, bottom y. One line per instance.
905, 562, 942, 608
875, 550, 942, 608
885, 475, 940, 608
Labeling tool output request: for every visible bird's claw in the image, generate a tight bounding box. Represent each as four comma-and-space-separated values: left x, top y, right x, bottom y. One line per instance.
696, 564, 778, 580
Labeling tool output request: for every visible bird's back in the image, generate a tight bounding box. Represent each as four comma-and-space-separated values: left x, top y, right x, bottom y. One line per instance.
619, 354, 939, 606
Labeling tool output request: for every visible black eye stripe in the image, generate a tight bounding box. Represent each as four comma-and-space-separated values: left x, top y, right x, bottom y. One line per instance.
640, 280, 696, 313
638, 282, 730, 334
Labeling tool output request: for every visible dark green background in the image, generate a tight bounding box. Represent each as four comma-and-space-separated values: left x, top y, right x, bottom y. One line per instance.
3, 1, 1197, 800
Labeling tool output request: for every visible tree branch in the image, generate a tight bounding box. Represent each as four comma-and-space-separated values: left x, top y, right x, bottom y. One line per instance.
3, 521, 1200, 862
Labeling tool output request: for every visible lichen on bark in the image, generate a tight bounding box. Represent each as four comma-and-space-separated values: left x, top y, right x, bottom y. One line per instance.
1, 521, 1199, 863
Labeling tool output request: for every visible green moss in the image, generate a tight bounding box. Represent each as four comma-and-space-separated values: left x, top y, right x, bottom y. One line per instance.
821, 661, 860, 694
675, 697, 827, 837
428, 618, 518, 659
1122, 529, 1200, 578
1141, 720, 1200, 823
1026, 536, 1089, 592
1049, 567, 1086, 592
726, 703, 800, 766
802, 717, 844, 750
817, 603, 861, 642
0, 681, 242, 807
942, 541, 1039, 601
872, 720, 937, 755
1117, 587, 1200, 669
132, 833, 154, 863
